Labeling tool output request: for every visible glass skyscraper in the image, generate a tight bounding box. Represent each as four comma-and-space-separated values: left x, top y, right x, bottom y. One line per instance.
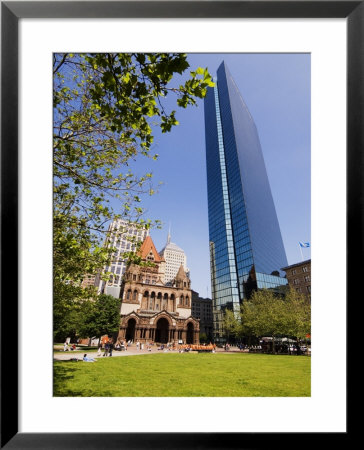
204, 61, 288, 340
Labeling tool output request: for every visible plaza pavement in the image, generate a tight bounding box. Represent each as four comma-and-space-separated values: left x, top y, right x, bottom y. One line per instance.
53, 345, 237, 361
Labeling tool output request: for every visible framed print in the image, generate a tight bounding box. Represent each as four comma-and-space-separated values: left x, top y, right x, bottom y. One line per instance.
1, 0, 358, 448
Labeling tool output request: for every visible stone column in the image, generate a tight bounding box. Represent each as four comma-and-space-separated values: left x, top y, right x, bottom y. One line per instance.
117, 327, 125, 341
194, 331, 199, 344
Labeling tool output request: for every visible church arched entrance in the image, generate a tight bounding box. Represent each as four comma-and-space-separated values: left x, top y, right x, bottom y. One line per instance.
155, 318, 169, 344
125, 318, 136, 342
186, 322, 194, 344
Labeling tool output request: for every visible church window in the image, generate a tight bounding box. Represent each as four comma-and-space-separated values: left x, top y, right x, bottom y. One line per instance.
133, 290, 138, 300
126, 289, 131, 300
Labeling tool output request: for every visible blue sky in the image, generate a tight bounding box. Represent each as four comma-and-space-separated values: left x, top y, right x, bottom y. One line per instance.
120, 53, 311, 298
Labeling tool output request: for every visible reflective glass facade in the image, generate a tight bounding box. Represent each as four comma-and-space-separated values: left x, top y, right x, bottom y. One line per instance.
204, 62, 288, 340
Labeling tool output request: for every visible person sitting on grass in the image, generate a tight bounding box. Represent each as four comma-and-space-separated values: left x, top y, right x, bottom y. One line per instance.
83, 353, 97, 362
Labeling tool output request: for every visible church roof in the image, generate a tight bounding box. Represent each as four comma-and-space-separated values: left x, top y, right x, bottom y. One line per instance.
175, 264, 187, 280
139, 236, 164, 262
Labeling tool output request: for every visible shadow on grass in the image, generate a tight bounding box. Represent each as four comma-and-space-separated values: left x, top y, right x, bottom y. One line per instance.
53, 360, 116, 397
53, 361, 87, 397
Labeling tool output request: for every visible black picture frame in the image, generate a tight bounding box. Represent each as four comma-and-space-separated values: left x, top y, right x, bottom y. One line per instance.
1, 1, 357, 448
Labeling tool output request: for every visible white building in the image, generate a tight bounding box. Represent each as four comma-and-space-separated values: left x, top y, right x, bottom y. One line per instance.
97, 218, 149, 298
159, 232, 189, 286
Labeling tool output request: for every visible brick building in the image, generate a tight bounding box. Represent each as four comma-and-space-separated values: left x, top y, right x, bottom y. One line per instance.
81, 274, 96, 289
191, 291, 213, 341
281, 259, 311, 297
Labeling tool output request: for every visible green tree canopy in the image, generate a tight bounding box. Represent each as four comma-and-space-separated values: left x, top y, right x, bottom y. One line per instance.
53, 280, 96, 341
79, 294, 121, 340
222, 308, 240, 340
240, 288, 311, 341
53, 53, 214, 283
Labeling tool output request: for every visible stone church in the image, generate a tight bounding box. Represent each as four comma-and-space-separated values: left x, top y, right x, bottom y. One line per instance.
117, 236, 200, 344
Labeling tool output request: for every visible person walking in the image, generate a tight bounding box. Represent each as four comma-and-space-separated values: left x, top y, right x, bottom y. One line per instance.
63, 341, 69, 352
108, 341, 114, 357
103, 341, 109, 357
97, 343, 102, 357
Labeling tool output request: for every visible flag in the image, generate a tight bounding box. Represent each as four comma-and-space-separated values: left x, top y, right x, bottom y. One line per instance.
299, 242, 310, 248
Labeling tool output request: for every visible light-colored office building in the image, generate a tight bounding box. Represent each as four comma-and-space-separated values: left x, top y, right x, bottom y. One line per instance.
159, 232, 189, 286
97, 218, 149, 298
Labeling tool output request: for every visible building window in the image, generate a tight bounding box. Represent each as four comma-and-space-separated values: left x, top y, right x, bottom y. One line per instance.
292, 269, 296, 275
307, 286, 311, 293
294, 279, 300, 285
303, 266, 308, 272
304, 276, 310, 282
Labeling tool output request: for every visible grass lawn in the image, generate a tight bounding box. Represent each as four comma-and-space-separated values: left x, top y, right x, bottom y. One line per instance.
54, 353, 310, 397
